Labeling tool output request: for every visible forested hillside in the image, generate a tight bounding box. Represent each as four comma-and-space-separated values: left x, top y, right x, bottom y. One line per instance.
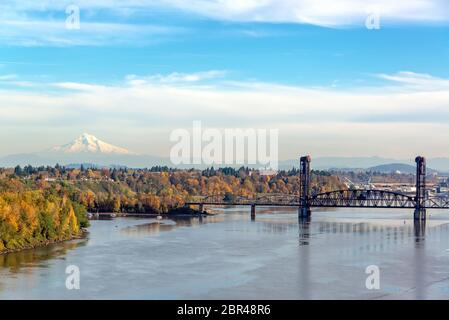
0, 165, 345, 253
0, 189, 88, 253
3, 165, 345, 213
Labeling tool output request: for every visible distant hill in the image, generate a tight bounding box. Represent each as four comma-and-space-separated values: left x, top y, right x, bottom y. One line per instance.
367, 163, 439, 174
279, 156, 401, 170
1, 134, 449, 172
280, 157, 449, 173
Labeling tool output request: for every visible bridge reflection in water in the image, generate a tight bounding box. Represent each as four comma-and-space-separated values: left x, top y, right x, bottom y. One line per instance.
186, 155, 449, 221
245, 209, 447, 299
296, 216, 433, 250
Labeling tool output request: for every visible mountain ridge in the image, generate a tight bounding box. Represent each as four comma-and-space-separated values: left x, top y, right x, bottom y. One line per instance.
1, 134, 449, 171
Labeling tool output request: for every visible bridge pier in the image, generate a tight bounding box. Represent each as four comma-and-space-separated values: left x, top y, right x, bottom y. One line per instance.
299, 207, 311, 218
298, 215, 311, 245
199, 203, 204, 213
251, 204, 256, 220
414, 208, 426, 221
299, 155, 312, 218
414, 218, 426, 242
414, 156, 427, 221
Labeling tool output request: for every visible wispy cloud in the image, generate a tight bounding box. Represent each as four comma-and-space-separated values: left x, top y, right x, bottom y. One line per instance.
1, 0, 448, 48
378, 71, 449, 90
1, 70, 449, 157
0, 74, 35, 87
3, 70, 448, 123
0, 74, 18, 81
0, 18, 186, 46
125, 70, 228, 86
150, 0, 449, 26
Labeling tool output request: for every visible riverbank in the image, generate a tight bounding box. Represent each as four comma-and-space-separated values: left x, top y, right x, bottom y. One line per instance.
0, 229, 88, 256
88, 207, 211, 220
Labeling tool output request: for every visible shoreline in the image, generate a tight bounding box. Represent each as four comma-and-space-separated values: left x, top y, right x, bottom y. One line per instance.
0, 229, 88, 256
89, 208, 212, 219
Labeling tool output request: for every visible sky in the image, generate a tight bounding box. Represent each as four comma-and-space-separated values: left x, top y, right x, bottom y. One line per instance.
0, 0, 449, 160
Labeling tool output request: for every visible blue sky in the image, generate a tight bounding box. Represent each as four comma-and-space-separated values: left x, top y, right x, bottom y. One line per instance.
1, 0, 449, 159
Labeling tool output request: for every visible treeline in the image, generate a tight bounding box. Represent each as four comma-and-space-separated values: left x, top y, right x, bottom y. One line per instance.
0, 189, 89, 253
0, 165, 345, 216
0, 165, 345, 252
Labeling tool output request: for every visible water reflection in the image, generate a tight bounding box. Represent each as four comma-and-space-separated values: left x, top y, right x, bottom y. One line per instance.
298, 216, 311, 246
413, 219, 426, 299
414, 219, 426, 244
253, 213, 448, 257
307, 220, 445, 252
0, 239, 87, 273
119, 216, 222, 236
120, 220, 177, 236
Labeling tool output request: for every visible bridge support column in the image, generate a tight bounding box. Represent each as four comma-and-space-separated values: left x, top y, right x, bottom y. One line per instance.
414, 218, 426, 242
299, 155, 312, 217
414, 208, 426, 221
299, 207, 311, 217
298, 215, 311, 245
414, 156, 427, 221
251, 204, 256, 220
199, 203, 204, 213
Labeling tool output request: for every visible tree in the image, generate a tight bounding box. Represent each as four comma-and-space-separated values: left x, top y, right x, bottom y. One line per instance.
14, 165, 23, 176
223, 192, 236, 202
112, 197, 121, 213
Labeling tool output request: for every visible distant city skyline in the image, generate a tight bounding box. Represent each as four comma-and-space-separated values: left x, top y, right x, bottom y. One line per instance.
1, 1, 449, 159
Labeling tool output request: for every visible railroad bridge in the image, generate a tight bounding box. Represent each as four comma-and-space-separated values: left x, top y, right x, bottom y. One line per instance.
185, 156, 449, 220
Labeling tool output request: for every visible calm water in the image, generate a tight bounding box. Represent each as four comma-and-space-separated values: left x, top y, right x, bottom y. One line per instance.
1, 208, 449, 300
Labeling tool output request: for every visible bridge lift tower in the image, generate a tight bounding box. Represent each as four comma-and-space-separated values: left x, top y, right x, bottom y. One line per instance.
299, 155, 312, 217
299, 155, 428, 220
414, 156, 427, 220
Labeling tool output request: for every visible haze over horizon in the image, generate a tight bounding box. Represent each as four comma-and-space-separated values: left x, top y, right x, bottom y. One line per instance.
0, 132, 438, 163
4, 132, 449, 173
1, 1, 449, 160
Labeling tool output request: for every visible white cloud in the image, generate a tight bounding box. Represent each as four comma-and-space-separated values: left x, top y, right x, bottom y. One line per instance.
1, 71, 449, 158
2, 0, 449, 31
125, 70, 227, 85
0, 74, 18, 81
141, 0, 449, 26
53, 82, 108, 91
378, 71, 449, 90
0, 17, 186, 46
0, 74, 36, 87
1, 0, 447, 46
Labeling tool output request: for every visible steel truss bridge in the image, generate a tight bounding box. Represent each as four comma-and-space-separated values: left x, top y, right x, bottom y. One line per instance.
190, 190, 449, 209
185, 156, 449, 220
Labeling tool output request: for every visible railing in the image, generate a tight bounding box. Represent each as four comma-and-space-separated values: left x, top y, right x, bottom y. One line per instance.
186, 193, 299, 206
309, 189, 415, 208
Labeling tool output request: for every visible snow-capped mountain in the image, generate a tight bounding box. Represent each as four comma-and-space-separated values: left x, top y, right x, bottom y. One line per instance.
51, 133, 136, 155
0, 133, 169, 168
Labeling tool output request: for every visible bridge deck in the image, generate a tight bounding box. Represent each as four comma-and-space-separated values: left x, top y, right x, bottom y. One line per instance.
185, 189, 449, 210
185, 202, 449, 209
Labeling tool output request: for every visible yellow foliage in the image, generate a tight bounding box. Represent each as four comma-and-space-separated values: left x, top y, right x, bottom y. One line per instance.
0, 191, 83, 253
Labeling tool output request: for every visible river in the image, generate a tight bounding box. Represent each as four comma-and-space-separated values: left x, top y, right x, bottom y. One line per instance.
1, 207, 449, 299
